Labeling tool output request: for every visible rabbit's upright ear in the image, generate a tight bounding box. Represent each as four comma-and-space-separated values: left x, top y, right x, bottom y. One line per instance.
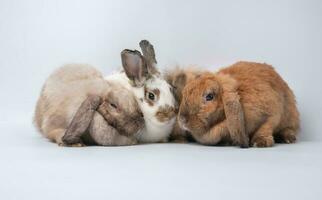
121, 49, 148, 87
218, 74, 249, 148
139, 40, 160, 76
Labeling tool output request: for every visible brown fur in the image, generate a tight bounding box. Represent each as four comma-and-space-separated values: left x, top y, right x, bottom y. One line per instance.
97, 90, 144, 137
178, 61, 300, 147
155, 105, 176, 122
34, 64, 144, 146
86, 112, 137, 146
165, 66, 206, 142
62, 95, 102, 145
165, 66, 205, 103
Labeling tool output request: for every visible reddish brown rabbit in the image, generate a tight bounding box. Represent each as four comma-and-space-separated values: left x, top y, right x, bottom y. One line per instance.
178, 61, 300, 148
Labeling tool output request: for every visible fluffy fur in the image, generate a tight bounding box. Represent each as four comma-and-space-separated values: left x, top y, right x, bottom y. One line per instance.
178, 61, 300, 148
164, 66, 206, 142
105, 40, 177, 143
34, 64, 144, 146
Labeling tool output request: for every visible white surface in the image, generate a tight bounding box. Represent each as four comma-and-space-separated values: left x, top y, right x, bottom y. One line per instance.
1, 121, 321, 200
0, 0, 322, 199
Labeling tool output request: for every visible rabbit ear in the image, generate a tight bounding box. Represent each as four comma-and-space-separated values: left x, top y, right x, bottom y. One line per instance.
121, 49, 148, 87
139, 40, 160, 75
62, 95, 102, 145
174, 72, 187, 89
219, 74, 249, 148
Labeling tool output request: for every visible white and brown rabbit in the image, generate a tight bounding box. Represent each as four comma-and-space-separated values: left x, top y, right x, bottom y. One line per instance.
34, 64, 144, 146
178, 61, 300, 148
105, 40, 177, 143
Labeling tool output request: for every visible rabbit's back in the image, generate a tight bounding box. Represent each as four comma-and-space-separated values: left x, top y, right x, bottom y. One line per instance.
34, 64, 108, 140
220, 62, 290, 95
219, 61, 299, 135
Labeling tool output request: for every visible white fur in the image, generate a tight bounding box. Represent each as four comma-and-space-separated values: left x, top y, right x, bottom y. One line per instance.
105, 72, 176, 143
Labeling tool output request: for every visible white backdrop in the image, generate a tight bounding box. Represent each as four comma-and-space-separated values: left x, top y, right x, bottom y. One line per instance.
1, 0, 322, 141
1, 1, 322, 200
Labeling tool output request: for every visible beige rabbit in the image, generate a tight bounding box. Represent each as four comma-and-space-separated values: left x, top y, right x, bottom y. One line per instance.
178, 61, 300, 148
34, 64, 144, 146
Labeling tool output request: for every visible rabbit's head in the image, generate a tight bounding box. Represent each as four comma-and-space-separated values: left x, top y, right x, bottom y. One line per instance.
178, 72, 248, 147
178, 73, 225, 133
121, 40, 177, 127
98, 82, 144, 137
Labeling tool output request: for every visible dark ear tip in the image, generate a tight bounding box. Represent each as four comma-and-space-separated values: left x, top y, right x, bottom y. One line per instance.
139, 40, 150, 47
121, 49, 132, 54
121, 49, 142, 56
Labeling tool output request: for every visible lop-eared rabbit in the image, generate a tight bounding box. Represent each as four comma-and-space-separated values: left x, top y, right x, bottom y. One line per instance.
34, 64, 144, 146
178, 62, 300, 148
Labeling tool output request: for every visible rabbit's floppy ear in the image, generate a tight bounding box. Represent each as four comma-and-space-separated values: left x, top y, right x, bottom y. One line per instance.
121, 49, 148, 87
139, 40, 160, 76
217, 74, 249, 148
62, 95, 102, 145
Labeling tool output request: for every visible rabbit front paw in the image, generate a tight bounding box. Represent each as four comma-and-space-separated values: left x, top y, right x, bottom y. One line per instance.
251, 135, 274, 147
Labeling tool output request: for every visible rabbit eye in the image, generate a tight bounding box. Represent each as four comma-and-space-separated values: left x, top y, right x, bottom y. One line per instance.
144, 89, 159, 103
205, 93, 214, 101
148, 92, 155, 101
110, 103, 118, 109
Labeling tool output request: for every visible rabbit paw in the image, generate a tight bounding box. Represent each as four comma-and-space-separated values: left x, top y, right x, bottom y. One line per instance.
251, 136, 274, 147
275, 129, 297, 144
283, 134, 296, 144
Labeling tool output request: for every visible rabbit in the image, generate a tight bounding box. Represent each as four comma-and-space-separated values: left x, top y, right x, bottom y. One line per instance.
164, 66, 206, 143
178, 61, 300, 148
34, 64, 144, 146
105, 40, 177, 143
